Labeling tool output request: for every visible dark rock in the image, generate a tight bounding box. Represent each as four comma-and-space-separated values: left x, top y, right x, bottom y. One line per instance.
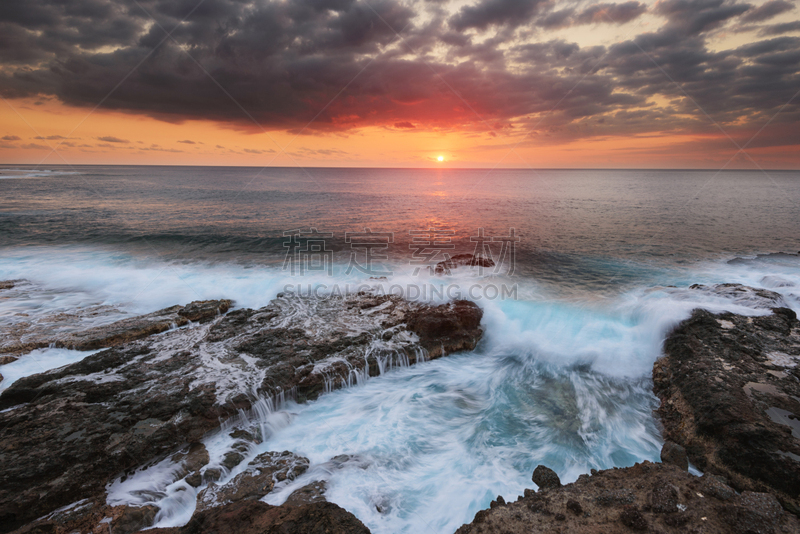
196, 451, 309, 512
565, 499, 583, 515
0, 292, 484, 531
283, 480, 327, 506
170, 443, 211, 479
221, 451, 245, 470
595, 489, 634, 506
406, 299, 483, 359
0, 299, 232, 356
660, 440, 688, 470
619, 505, 648, 530
202, 468, 222, 484
532, 465, 562, 490
648, 484, 678, 513
721, 491, 785, 534
434, 253, 495, 275
654, 303, 800, 513
453, 461, 800, 534
0, 280, 19, 291
148, 500, 370, 534
700, 474, 736, 501
114, 504, 159, 534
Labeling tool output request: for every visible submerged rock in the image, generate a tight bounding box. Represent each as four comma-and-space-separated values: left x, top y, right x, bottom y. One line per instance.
434, 253, 495, 275
0, 292, 483, 531
655, 305, 800, 512
148, 500, 370, 534
454, 462, 800, 533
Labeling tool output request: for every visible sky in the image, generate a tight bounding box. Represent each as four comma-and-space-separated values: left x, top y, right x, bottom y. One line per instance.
0, 0, 798, 168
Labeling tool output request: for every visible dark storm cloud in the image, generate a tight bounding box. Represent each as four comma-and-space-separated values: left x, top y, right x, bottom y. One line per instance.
449, 0, 547, 31
741, 0, 794, 22
759, 20, 800, 34
0, 0, 798, 149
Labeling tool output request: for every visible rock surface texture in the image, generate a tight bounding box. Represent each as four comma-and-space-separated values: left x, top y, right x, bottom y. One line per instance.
655, 302, 800, 513
0, 292, 483, 532
454, 461, 800, 534
148, 500, 371, 534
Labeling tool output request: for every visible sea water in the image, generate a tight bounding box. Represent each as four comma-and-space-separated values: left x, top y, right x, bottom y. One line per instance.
1, 165, 799, 532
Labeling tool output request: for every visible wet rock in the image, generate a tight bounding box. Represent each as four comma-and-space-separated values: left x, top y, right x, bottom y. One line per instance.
434, 253, 495, 275
11, 501, 159, 534
0, 299, 232, 357
0, 292, 483, 532
170, 443, 210, 480
654, 303, 800, 512
283, 480, 327, 507
113, 504, 159, 534
196, 451, 309, 512
453, 461, 800, 534
0, 280, 19, 291
221, 451, 245, 470
405, 299, 483, 359
660, 440, 688, 470
532, 465, 562, 490
687, 283, 787, 308
148, 500, 370, 534
202, 468, 222, 484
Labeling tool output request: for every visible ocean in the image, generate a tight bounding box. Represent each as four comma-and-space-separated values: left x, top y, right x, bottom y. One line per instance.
2, 165, 799, 533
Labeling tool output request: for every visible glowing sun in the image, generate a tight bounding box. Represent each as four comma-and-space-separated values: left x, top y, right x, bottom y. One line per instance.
437, 155, 444, 162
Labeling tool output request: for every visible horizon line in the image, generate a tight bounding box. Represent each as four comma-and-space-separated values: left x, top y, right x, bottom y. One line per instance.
1, 163, 799, 172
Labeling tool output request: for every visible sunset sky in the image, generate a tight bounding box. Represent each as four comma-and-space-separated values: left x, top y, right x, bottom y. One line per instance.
1, 0, 798, 168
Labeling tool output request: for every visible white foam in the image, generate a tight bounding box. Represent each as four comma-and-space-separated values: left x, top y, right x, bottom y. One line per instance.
0, 347, 101, 392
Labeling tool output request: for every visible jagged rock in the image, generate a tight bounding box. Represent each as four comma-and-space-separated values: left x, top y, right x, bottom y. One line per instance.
532, 465, 562, 490
196, 451, 310, 512
406, 299, 483, 359
0, 299, 231, 357
170, 443, 210, 480
654, 304, 800, 513
660, 441, 688, 470
721, 491, 786, 534
619, 505, 648, 530
284, 480, 327, 506
0, 292, 481, 531
700, 474, 736, 501
687, 282, 787, 309
453, 462, 800, 534
11, 501, 159, 534
434, 253, 495, 275
148, 500, 370, 534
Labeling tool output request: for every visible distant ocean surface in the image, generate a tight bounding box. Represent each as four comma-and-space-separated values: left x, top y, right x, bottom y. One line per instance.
2, 165, 800, 533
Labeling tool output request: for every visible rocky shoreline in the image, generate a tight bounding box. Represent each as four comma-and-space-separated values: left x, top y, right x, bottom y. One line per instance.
2, 280, 800, 534
454, 284, 800, 533
0, 285, 482, 533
